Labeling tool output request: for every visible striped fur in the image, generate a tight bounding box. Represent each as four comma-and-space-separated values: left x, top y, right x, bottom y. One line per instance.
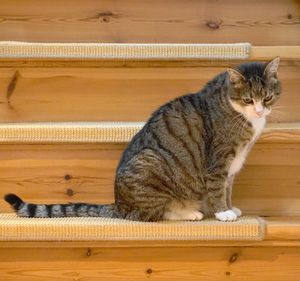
4, 59, 281, 222
5, 194, 120, 218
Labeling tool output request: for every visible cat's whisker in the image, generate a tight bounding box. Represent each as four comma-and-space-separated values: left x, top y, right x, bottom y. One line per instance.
270, 110, 288, 118
268, 115, 281, 122
272, 110, 286, 115
272, 105, 287, 109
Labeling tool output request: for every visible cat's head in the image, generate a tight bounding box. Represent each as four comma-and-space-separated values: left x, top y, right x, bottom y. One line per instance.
227, 57, 281, 120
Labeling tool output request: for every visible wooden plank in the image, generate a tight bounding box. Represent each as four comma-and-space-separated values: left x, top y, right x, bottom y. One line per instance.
0, 0, 299, 45
259, 123, 300, 143
0, 49, 299, 68
1, 239, 300, 248
0, 65, 298, 123
0, 144, 118, 213
251, 46, 300, 60
265, 217, 300, 241
0, 142, 299, 216
0, 246, 299, 281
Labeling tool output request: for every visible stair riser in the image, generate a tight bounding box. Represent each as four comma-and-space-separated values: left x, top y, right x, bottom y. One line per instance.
0, 246, 300, 281
0, 64, 298, 123
0, 142, 299, 216
0, 0, 298, 45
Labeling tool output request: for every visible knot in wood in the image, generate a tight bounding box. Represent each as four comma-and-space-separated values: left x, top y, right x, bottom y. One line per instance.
66, 188, 74, 197
98, 11, 114, 23
229, 252, 239, 263
64, 174, 72, 181
146, 268, 153, 274
205, 20, 221, 30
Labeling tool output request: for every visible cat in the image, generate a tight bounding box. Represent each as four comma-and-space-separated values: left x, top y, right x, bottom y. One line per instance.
5, 58, 281, 222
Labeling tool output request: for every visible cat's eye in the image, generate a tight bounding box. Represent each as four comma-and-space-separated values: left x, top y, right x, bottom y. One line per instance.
242, 98, 253, 104
264, 96, 273, 102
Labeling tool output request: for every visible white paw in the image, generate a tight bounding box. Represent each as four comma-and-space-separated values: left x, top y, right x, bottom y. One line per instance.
184, 211, 204, 221
232, 206, 242, 217
215, 210, 237, 222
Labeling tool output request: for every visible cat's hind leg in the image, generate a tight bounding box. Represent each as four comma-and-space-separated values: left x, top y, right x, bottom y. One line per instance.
163, 210, 204, 221
163, 200, 204, 221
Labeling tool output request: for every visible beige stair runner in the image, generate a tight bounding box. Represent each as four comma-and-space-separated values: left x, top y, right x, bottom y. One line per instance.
0, 41, 251, 59
0, 214, 264, 241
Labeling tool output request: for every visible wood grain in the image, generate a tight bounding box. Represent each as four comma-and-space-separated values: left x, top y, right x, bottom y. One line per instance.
0, 0, 299, 45
0, 49, 299, 68
260, 123, 300, 143
265, 217, 300, 241
251, 46, 300, 60
0, 142, 299, 216
0, 65, 298, 123
0, 246, 299, 281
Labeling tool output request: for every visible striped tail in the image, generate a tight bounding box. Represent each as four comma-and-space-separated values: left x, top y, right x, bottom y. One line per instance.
4, 193, 120, 218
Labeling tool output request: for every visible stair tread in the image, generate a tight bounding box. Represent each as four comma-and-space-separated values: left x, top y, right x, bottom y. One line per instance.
265, 217, 300, 241
0, 122, 298, 144
0, 43, 299, 62
0, 214, 299, 242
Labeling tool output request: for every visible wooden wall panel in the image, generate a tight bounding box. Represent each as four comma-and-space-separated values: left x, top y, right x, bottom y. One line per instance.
0, 0, 299, 45
0, 142, 299, 216
0, 246, 300, 281
0, 65, 298, 123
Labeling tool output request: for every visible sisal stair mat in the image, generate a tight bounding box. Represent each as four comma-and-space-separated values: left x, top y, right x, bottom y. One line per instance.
0, 214, 264, 241
0, 42, 251, 60
0, 122, 298, 144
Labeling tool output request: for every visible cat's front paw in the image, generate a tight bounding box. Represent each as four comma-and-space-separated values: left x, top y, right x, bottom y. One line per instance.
215, 210, 237, 222
231, 206, 242, 217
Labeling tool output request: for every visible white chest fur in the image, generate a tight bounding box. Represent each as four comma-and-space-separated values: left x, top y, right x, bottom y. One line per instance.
228, 117, 266, 176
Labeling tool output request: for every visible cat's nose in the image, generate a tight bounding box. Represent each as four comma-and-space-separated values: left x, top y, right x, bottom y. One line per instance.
255, 109, 264, 117
254, 102, 264, 117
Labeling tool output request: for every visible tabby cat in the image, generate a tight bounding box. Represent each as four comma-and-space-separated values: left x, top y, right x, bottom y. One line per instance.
5, 58, 281, 222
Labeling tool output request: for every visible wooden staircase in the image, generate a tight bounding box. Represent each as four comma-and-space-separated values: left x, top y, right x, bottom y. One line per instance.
0, 1, 299, 280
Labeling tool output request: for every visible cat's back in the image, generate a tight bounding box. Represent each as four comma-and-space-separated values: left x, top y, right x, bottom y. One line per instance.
117, 72, 227, 170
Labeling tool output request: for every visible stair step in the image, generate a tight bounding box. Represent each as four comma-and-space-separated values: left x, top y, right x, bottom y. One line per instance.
0, 217, 299, 281
1, 42, 299, 61
0, 122, 298, 144
0, 123, 299, 215
0, 216, 298, 243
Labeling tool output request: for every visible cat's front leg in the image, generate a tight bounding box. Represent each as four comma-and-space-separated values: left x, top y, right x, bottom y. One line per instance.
206, 174, 237, 222
226, 175, 242, 217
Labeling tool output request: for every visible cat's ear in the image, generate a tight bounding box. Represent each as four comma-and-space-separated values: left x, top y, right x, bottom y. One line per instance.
264, 57, 280, 78
227, 68, 245, 88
